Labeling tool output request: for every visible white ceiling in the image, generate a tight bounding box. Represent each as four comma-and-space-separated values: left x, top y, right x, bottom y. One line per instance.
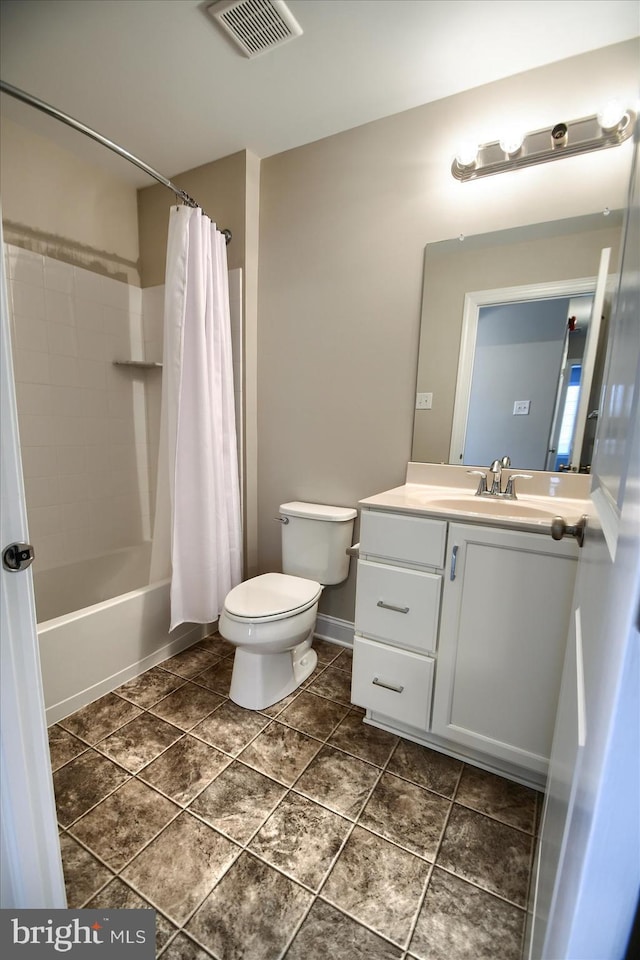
1, 0, 638, 186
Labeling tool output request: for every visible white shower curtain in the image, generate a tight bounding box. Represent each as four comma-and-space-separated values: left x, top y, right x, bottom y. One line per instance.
150, 206, 242, 630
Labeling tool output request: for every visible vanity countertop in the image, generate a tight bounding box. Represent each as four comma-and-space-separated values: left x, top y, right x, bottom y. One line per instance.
359, 463, 591, 535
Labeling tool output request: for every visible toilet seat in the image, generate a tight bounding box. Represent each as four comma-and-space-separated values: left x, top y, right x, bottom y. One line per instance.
223, 572, 322, 623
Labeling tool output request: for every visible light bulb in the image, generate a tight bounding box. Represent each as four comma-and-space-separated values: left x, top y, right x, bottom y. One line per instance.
499, 129, 525, 156
455, 141, 478, 168
597, 100, 627, 133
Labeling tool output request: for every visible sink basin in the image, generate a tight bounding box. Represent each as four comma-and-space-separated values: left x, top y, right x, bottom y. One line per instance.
423, 496, 563, 520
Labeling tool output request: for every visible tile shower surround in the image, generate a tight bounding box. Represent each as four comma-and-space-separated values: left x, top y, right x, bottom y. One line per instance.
6, 244, 156, 570
6, 244, 243, 577
50, 637, 541, 960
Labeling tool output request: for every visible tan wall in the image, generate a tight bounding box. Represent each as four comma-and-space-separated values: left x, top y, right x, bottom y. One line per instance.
257, 40, 638, 623
0, 116, 140, 283
137, 151, 248, 286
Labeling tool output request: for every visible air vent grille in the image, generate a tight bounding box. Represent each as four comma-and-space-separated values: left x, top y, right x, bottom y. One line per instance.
207, 0, 303, 59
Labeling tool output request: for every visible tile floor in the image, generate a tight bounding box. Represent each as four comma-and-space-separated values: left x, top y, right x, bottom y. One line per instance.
49, 634, 541, 959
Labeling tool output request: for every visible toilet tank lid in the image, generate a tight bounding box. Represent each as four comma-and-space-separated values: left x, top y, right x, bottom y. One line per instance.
279, 501, 357, 522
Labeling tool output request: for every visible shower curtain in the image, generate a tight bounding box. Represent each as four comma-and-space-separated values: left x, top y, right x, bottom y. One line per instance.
150, 206, 242, 630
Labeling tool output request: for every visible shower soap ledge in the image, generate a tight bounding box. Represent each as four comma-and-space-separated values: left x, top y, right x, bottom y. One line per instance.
113, 360, 163, 369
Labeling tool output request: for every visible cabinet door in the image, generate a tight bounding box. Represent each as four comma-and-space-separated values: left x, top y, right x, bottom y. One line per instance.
432, 523, 578, 776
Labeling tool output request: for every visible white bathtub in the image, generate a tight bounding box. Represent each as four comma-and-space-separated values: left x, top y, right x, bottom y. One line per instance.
35, 544, 206, 725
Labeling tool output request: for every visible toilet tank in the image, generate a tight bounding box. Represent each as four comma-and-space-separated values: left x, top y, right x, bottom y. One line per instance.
279, 502, 357, 585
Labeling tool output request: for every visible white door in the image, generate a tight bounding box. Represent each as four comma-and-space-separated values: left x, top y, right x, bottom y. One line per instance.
0, 223, 66, 906
528, 135, 640, 957
568, 247, 609, 472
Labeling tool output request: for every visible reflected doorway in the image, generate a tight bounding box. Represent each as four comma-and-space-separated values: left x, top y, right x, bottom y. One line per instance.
462, 294, 594, 470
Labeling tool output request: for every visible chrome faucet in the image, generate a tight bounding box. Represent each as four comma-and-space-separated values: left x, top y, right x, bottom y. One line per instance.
489, 455, 511, 495
503, 472, 533, 499
466, 469, 488, 496
467, 455, 531, 499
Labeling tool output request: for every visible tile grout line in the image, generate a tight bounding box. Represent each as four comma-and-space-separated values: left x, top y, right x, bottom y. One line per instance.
272, 722, 393, 957
59, 678, 352, 880
428, 761, 534, 913
63, 692, 440, 951
54, 639, 536, 957
70, 665, 359, 950
401, 863, 435, 959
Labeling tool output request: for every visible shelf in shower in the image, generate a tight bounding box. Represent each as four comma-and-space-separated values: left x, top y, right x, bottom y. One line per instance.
113, 360, 163, 369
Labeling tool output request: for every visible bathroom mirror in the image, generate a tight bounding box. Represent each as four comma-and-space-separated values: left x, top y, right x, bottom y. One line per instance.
412, 211, 624, 470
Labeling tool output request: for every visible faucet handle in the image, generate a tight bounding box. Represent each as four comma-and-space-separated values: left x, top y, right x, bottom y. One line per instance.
504, 473, 532, 498
467, 469, 487, 496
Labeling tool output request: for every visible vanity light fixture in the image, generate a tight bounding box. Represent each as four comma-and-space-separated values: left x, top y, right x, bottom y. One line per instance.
452, 103, 636, 181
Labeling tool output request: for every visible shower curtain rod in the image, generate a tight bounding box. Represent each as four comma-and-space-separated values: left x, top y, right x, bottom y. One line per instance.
0, 79, 232, 245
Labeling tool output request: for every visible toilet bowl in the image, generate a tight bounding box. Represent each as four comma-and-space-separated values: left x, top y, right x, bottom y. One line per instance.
219, 501, 356, 710
220, 572, 322, 709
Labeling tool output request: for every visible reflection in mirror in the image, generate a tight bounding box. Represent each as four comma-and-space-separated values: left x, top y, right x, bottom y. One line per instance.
451, 283, 598, 470
412, 212, 623, 471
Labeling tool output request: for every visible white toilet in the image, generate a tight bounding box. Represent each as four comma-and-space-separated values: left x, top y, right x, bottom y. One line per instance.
219, 501, 357, 710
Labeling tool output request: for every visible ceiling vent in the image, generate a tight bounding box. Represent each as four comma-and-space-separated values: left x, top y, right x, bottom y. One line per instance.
207, 0, 303, 59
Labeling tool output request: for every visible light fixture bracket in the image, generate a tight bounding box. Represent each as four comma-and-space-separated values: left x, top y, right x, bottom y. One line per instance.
452, 110, 636, 182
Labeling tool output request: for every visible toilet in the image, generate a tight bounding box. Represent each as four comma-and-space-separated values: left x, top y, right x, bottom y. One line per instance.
219, 501, 357, 710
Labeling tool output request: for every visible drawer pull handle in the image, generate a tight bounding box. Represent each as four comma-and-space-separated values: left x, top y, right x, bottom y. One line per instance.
450, 544, 459, 581
373, 677, 404, 693
376, 600, 410, 614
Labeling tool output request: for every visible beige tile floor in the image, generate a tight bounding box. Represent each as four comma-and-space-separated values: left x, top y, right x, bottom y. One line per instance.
49, 634, 541, 959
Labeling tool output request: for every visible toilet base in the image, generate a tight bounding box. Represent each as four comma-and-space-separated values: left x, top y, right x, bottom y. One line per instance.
229, 632, 318, 710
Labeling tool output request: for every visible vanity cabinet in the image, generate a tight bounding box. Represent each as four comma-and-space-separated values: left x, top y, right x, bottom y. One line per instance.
351, 510, 446, 731
352, 507, 579, 786
432, 523, 578, 778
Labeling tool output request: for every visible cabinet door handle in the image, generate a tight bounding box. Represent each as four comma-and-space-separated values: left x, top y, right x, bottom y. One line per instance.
376, 600, 410, 614
373, 677, 404, 693
450, 544, 459, 581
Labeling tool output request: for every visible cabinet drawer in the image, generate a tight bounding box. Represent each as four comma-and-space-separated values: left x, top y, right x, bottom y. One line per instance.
351, 636, 434, 730
355, 559, 441, 653
360, 510, 447, 568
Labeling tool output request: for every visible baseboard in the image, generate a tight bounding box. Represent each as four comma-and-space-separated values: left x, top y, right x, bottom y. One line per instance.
313, 613, 354, 649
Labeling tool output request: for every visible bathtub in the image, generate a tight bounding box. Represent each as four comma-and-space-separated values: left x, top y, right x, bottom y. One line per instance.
35, 544, 206, 725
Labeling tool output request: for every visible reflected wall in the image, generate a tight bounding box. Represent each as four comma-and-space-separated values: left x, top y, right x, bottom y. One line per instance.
413, 213, 623, 465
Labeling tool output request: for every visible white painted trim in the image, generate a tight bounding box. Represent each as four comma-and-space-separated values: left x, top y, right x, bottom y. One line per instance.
570, 251, 610, 470
449, 276, 598, 465
0, 223, 66, 907
314, 613, 354, 649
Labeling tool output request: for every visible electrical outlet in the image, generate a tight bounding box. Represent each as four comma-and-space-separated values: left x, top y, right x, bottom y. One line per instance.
416, 392, 433, 410
513, 400, 531, 415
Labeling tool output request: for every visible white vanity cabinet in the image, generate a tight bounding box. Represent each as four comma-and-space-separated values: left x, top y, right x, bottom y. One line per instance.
351, 509, 447, 730
432, 522, 578, 779
352, 506, 579, 786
